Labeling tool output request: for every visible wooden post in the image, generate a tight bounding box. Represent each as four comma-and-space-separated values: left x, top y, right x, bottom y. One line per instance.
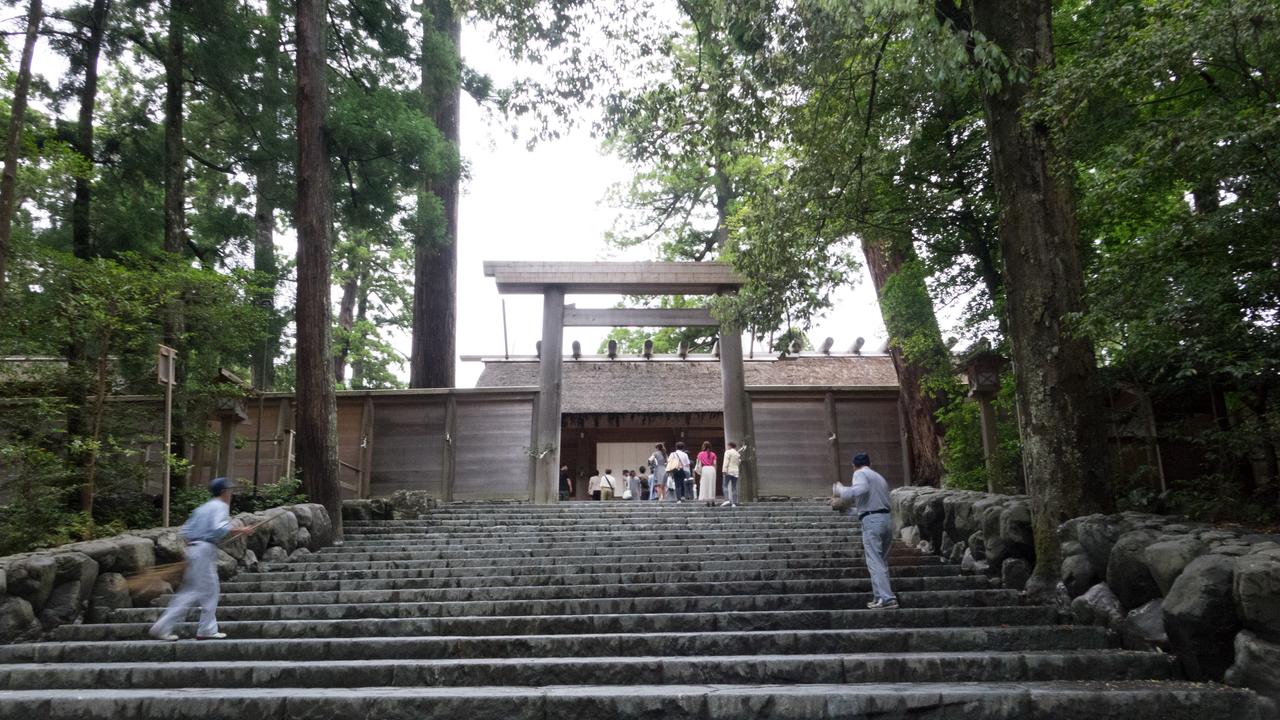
157, 344, 176, 526
719, 325, 754, 500
533, 289, 565, 504
359, 395, 375, 498
977, 396, 1000, 493
824, 392, 843, 486
897, 397, 913, 486
217, 417, 236, 479
442, 394, 457, 502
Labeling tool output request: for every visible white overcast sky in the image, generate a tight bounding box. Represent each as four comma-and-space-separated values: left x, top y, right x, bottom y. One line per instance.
18, 7, 892, 388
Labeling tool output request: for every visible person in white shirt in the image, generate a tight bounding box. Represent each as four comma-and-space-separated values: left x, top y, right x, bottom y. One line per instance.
671, 442, 692, 503
600, 469, 617, 501
833, 452, 898, 610
721, 442, 742, 507
588, 470, 602, 501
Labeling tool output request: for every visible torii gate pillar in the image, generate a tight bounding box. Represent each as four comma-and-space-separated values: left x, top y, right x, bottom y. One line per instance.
718, 324, 755, 501
533, 287, 565, 504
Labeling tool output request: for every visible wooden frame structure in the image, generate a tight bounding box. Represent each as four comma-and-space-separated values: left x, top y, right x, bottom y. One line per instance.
483, 261, 755, 504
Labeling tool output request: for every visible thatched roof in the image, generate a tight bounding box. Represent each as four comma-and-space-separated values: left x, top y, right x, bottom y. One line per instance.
475, 356, 898, 414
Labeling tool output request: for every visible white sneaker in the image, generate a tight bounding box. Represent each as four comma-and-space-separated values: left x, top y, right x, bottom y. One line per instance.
866, 598, 900, 610
720, 501, 732, 507
149, 628, 178, 641
196, 632, 228, 640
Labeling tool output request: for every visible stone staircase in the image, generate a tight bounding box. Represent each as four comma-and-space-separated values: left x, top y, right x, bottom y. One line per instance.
0, 501, 1264, 718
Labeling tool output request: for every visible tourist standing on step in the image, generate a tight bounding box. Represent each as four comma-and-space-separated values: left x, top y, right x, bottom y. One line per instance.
696, 441, 718, 506
649, 444, 668, 501
833, 453, 898, 610
600, 469, 618, 501
149, 477, 253, 641
630, 467, 644, 501
589, 469, 602, 501
671, 442, 692, 503
721, 442, 741, 507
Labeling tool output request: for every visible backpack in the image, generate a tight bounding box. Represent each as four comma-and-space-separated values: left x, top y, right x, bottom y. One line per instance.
665, 454, 680, 472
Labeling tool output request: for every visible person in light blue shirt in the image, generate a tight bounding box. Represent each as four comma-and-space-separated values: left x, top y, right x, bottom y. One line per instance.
149, 477, 252, 640
834, 453, 898, 610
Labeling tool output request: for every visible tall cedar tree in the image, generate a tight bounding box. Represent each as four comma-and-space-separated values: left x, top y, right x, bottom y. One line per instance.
964, 0, 1112, 590
294, 0, 341, 534
410, 0, 461, 388
0, 0, 42, 294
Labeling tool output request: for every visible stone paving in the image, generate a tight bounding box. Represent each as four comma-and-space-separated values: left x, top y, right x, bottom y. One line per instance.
0, 500, 1266, 718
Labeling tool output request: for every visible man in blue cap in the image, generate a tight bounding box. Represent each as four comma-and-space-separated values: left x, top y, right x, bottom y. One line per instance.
149, 477, 252, 640
833, 453, 898, 609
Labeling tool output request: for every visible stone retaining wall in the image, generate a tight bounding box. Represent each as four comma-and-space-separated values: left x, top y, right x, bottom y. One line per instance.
0, 502, 333, 644
890, 486, 1280, 706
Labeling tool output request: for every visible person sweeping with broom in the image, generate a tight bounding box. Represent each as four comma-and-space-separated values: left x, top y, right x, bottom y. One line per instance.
149, 477, 254, 641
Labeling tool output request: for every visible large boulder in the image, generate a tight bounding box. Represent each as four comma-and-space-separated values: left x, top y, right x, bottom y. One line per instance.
240, 548, 259, 573
1071, 582, 1124, 629
236, 512, 272, 556
1225, 630, 1280, 706
52, 551, 98, 616
1077, 514, 1124, 572
900, 526, 922, 548
1061, 553, 1098, 599
262, 507, 300, 553
1144, 536, 1207, 596
0, 595, 40, 643
1163, 553, 1240, 680
113, 536, 157, 573
261, 545, 288, 564
88, 572, 131, 623
296, 527, 312, 551
39, 579, 86, 629
131, 528, 187, 565
62, 538, 119, 572
981, 504, 1010, 567
216, 549, 238, 581
999, 502, 1035, 559
1234, 553, 1280, 641
5, 553, 57, 612
1121, 599, 1168, 651
299, 503, 333, 548
1107, 529, 1161, 610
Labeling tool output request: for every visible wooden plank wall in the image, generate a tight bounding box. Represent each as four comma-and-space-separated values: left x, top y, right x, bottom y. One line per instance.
368, 397, 447, 498
835, 395, 907, 488
453, 397, 537, 500
751, 391, 905, 497
750, 397, 834, 497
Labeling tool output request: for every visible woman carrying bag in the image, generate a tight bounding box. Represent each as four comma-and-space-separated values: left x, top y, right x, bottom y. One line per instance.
696, 441, 718, 507
649, 443, 669, 501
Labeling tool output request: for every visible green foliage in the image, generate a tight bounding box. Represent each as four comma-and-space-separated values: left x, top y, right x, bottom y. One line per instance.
0, 442, 78, 555
243, 476, 307, 513
937, 376, 1022, 494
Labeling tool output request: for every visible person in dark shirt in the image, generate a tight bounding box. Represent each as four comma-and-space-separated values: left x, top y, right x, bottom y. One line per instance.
559, 465, 573, 501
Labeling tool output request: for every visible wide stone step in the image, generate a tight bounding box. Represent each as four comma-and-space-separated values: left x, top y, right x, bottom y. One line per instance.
343, 523, 861, 536
1, 625, 1113, 664
302, 542, 899, 563
118, 588, 1015, 623
206, 575, 992, 607
263, 548, 919, 573
0, 650, 1178, 690
217, 563, 963, 593
52, 605, 1061, 642
330, 531, 867, 548
0, 682, 1264, 719
240, 556, 942, 583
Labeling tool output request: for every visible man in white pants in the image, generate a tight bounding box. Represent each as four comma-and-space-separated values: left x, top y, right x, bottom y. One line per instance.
834, 453, 898, 609
149, 477, 251, 640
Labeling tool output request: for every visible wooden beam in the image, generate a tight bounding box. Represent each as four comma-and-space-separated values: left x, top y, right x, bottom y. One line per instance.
825, 392, 844, 488
358, 395, 374, 498
563, 307, 718, 327
484, 261, 744, 295
534, 288, 565, 504
442, 395, 457, 503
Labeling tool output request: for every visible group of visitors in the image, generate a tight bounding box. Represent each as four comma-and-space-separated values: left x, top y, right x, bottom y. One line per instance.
560, 440, 743, 506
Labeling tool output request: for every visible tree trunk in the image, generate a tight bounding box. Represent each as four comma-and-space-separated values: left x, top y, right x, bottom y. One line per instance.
66, 0, 110, 497
0, 0, 42, 294
351, 274, 370, 387
861, 233, 948, 487
294, 0, 341, 534
409, 0, 460, 389
969, 0, 1112, 592
334, 257, 358, 384
162, 0, 188, 489
252, 163, 279, 391
72, 0, 110, 262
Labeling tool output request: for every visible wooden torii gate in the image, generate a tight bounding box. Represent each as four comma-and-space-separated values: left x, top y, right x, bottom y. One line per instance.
484, 261, 755, 504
